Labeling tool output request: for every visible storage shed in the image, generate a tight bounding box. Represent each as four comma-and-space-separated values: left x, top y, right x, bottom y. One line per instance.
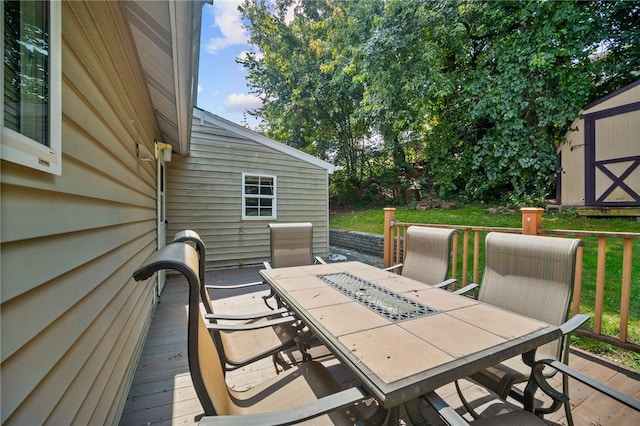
558, 80, 640, 216
166, 108, 337, 269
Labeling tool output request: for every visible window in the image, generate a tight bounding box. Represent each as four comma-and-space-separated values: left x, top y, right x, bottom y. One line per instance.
242, 173, 276, 219
2, 0, 61, 175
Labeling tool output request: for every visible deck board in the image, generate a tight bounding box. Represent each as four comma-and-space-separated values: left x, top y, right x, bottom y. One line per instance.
120, 270, 640, 425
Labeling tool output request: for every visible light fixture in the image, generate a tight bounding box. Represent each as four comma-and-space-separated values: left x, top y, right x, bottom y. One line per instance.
155, 141, 173, 162
136, 143, 155, 161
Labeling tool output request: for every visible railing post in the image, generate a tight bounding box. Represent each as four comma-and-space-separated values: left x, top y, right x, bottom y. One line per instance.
619, 238, 632, 343
383, 208, 396, 268
520, 207, 544, 235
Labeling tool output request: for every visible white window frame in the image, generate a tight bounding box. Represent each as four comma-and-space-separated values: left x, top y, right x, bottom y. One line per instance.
242, 173, 277, 220
1, 0, 62, 175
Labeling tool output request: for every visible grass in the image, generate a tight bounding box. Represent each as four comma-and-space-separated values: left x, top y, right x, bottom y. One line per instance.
330, 205, 640, 369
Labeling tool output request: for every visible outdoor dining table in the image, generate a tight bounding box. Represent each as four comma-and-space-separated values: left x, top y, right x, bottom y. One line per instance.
260, 261, 562, 421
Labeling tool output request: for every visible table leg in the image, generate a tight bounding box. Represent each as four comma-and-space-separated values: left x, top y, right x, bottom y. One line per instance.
384, 406, 399, 425
358, 403, 395, 425
405, 398, 428, 424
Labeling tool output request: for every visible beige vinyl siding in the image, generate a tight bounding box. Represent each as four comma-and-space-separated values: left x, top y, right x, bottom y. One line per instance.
562, 115, 588, 205
166, 116, 330, 269
560, 82, 640, 206
1, 1, 159, 424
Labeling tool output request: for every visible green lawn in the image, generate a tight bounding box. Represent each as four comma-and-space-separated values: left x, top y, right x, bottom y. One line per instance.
330, 206, 640, 369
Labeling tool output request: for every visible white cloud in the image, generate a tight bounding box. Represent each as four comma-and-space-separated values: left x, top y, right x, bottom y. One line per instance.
224, 93, 263, 112
204, 0, 248, 54
197, 85, 202, 93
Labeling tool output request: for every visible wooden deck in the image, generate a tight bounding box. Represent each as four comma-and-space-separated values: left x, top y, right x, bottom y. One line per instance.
119, 267, 640, 425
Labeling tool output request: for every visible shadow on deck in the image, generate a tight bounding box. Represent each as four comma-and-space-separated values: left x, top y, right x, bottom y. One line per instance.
120, 265, 640, 425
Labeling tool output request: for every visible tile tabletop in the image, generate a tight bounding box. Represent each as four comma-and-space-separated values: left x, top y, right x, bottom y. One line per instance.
261, 261, 561, 407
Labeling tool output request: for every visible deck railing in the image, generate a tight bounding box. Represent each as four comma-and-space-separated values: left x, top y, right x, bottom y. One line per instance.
383, 207, 640, 353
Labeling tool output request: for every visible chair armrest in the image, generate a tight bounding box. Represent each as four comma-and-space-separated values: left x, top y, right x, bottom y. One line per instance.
559, 313, 589, 335
197, 386, 369, 426
453, 283, 479, 298
205, 315, 296, 331
383, 263, 403, 272
173, 230, 205, 251
433, 278, 457, 290
205, 281, 267, 290
524, 359, 640, 413
204, 308, 291, 321
422, 391, 471, 426
133, 243, 199, 284
314, 256, 327, 264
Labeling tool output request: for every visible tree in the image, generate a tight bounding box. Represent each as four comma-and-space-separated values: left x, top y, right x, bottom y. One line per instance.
238, 0, 639, 207
452, 1, 597, 202
239, 0, 369, 190
586, 1, 640, 99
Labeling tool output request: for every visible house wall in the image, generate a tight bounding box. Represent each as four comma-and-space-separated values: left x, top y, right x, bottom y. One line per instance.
560, 81, 640, 206
166, 115, 330, 269
1, 2, 159, 424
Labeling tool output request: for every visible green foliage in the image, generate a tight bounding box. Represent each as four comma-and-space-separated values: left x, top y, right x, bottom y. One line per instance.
505, 191, 547, 209
454, 1, 596, 201
329, 170, 372, 208
239, 0, 639, 207
239, 0, 370, 187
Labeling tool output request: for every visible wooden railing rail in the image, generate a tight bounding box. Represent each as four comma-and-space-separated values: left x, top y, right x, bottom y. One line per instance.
383, 207, 640, 353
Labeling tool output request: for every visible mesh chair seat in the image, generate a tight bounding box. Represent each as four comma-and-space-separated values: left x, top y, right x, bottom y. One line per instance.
386, 226, 457, 288
173, 230, 299, 371
455, 232, 585, 422
132, 243, 368, 423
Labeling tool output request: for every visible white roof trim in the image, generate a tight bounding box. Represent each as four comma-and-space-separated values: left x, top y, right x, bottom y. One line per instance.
193, 107, 337, 173
124, 0, 204, 155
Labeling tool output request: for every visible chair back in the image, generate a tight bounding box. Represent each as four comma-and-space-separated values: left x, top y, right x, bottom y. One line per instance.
173, 230, 215, 315
268, 222, 315, 268
478, 232, 583, 360
402, 226, 456, 285
132, 243, 231, 416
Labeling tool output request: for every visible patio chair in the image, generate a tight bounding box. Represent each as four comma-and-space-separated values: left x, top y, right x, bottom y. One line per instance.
423, 357, 640, 426
453, 232, 588, 422
262, 222, 327, 310
260, 222, 339, 363
385, 226, 457, 289
132, 243, 369, 424
171, 231, 302, 371
263, 222, 327, 269
173, 230, 288, 315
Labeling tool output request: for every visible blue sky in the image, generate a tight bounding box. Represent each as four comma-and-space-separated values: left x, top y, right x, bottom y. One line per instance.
196, 1, 262, 126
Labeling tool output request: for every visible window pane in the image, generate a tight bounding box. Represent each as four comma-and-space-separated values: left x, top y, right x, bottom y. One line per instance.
243, 174, 275, 219
245, 176, 259, 185
260, 184, 273, 195
4, 0, 49, 146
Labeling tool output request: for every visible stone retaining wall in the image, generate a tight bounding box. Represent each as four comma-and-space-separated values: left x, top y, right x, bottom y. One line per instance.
329, 229, 385, 257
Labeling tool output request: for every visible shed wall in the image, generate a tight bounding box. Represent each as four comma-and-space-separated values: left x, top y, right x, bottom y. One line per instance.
560, 82, 640, 206
563, 116, 588, 205
166, 117, 330, 269
1, 2, 158, 424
